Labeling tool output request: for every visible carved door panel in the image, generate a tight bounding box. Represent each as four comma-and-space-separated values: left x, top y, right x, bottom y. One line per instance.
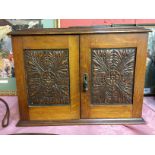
13, 35, 80, 120
80, 34, 148, 119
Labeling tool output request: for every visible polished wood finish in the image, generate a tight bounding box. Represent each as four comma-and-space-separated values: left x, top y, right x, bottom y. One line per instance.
11, 27, 149, 126
17, 118, 145, 126
80, 33, 148, 119
12, 36, 29, 120
9, 27, 151, 36
132, 33, 148, 117
12, 35, 80, 121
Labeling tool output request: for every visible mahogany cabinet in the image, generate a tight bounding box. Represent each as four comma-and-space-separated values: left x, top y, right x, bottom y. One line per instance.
10, 27, 150, 126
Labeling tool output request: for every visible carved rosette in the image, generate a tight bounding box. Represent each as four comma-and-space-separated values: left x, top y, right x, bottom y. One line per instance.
24, 49, 70, 106
91, 48, 136, 105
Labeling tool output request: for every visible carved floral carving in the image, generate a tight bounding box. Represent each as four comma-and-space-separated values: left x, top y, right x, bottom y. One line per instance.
91, 48, 136, 105
24, 49, 70, 106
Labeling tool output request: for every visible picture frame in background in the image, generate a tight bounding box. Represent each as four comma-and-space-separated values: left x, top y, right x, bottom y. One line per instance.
0, 19, 58, 96
138, 24, 155, 96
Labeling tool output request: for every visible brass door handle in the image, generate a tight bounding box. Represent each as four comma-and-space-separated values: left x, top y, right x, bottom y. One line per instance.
83, 73, 88, 92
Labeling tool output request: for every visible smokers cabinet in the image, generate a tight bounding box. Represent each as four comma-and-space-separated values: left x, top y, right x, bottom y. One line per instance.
10, 27, 150, 126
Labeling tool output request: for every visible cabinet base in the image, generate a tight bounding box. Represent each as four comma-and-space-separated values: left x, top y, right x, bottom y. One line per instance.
17, 118, 145, 127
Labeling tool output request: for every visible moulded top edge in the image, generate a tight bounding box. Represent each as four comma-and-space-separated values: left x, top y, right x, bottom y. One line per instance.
9, 26, 151, 36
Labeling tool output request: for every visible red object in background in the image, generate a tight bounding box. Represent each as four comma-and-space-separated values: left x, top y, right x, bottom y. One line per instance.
60, 19, 155, 28
136, 19, 155, 24
60, 19, 110, 27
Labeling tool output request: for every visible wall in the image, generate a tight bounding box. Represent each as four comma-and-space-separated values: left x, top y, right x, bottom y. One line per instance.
60, 19, 155, 28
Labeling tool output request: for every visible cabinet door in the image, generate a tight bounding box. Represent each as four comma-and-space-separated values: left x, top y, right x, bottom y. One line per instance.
12, 35, 80, 121
80, 34, 148, 119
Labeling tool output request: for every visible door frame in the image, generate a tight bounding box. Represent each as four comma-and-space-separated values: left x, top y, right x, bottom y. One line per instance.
12, 35, 80, 121
80, 33, 148, 119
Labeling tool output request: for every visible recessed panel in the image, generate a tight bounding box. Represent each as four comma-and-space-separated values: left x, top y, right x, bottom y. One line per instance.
91, 48, 136, 105
24, 49, 70, 106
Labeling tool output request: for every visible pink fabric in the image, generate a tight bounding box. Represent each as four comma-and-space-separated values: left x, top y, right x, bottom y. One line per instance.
0, 96, 155, 135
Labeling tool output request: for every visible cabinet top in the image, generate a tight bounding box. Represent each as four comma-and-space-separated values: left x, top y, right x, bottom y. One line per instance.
9, 26, 151, 36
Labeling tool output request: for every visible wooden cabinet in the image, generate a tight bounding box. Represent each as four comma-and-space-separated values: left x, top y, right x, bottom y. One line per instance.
10, 27, 150, 126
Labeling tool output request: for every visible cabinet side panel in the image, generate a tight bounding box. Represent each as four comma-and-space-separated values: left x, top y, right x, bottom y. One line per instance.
132, 33, 148, 117
12, 36, 29, 120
